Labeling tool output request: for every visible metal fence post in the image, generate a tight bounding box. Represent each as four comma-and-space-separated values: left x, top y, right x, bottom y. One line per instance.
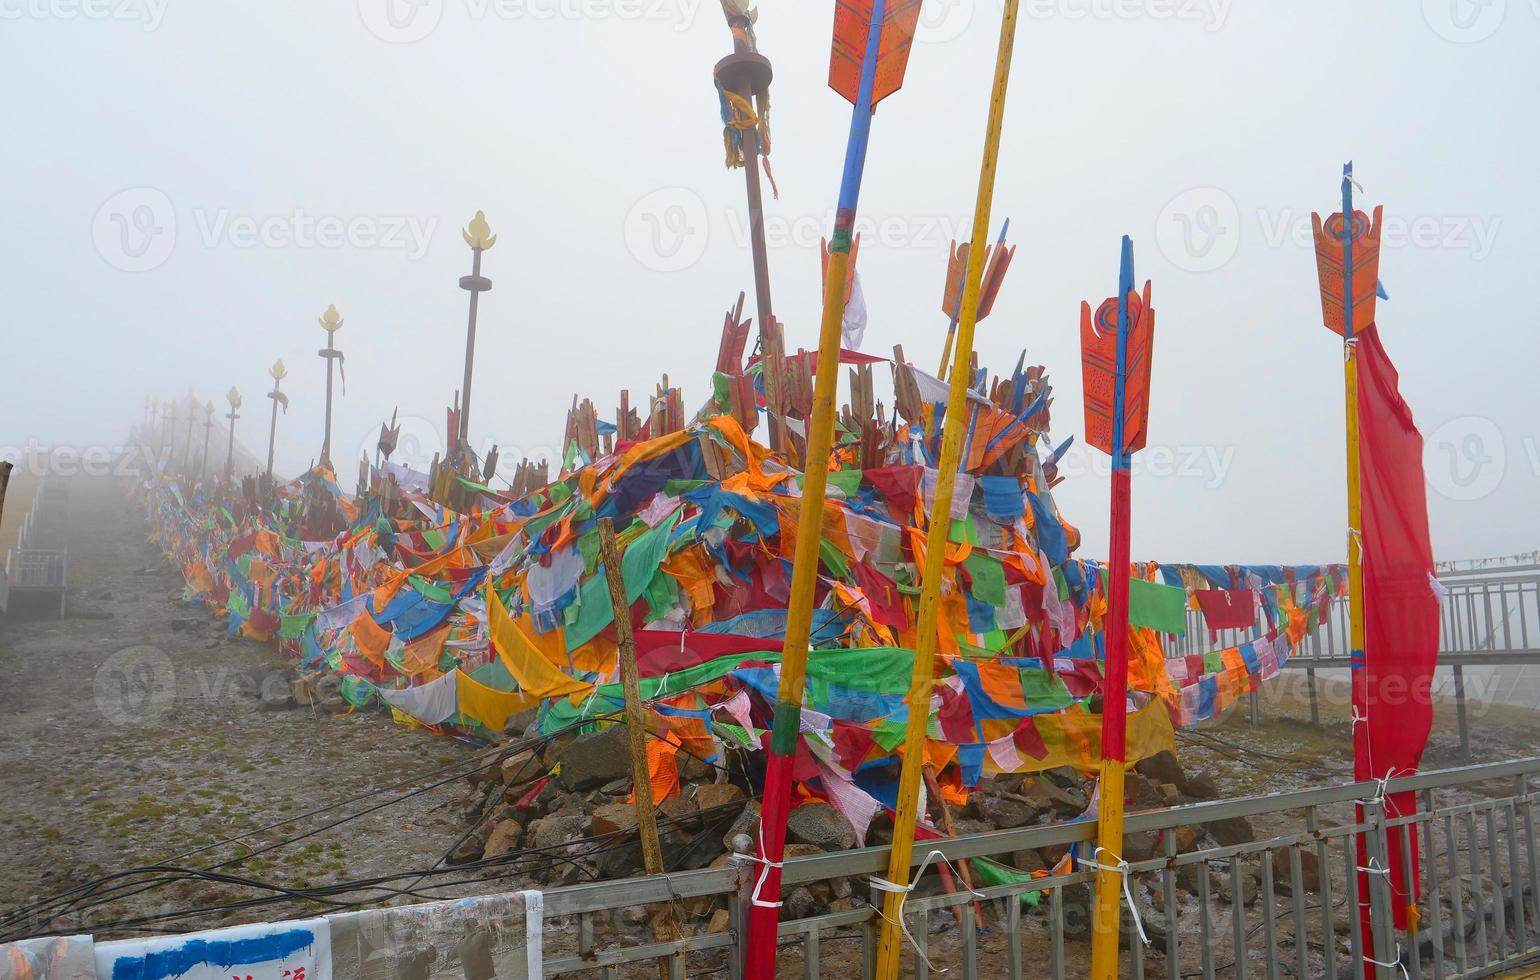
1364, 798, 1399, 978
1452, 665, 1471, 761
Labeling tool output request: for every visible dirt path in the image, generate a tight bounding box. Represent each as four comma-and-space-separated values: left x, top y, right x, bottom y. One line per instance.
0, 474, 478, 940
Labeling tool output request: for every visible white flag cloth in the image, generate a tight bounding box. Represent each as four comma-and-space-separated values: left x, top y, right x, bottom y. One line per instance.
314, 593, 369, 633
378, 670, 459, 725
842, 272, 869, 349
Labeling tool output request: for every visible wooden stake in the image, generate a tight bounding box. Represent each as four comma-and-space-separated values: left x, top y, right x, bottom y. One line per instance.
597, 518, 682, 976
923, 764, 986, 930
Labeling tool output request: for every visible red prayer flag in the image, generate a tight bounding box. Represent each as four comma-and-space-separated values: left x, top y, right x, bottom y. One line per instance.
1353, 323, 1439, 931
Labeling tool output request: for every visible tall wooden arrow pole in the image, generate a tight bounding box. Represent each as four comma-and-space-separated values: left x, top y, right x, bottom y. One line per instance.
874, 2, 1022, 975
743, 4, 890, 977
1089, 236, 1138, 977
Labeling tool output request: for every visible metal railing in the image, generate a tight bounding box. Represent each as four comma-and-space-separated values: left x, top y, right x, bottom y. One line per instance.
22, 759, 1540, 978
532, 757, 1540, 980
1164, 567, 1540, 666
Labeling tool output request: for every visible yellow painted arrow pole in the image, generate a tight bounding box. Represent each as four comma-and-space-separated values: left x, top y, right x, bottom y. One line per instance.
873, 2, 1022, 976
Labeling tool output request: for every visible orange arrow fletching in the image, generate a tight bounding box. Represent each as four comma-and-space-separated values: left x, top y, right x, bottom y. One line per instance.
975, 242, 1016, 321
1311, 205, 1383, 336
940, 240, 975, 319
1080, 281, 1156, 456
829, 0, 924, 106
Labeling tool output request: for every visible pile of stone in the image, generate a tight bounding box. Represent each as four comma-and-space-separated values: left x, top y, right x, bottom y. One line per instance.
446, 725, 1302, 928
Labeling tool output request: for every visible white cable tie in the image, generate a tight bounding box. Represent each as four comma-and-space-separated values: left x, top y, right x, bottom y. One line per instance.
1357, 856, 1391, 877
1363, 944, 1409, 979
748, 825, 785, 909
867, 849, 983, 973
1081, 846, 1151, 946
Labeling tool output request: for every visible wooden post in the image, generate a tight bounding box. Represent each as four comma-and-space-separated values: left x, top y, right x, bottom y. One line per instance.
922, 764, 985, 930
597, 517, 682, 976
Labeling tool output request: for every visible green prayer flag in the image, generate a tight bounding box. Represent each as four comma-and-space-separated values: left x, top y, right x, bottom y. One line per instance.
963, 552, 1007, 608
1127, 576, 1187, 634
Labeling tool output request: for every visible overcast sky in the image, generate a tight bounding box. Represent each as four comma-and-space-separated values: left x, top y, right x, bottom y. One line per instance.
3, 0, 1536, 565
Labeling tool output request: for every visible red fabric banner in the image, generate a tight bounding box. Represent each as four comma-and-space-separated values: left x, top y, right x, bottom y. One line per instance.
1353, 323, 1440, 933
1194, 588, 1257, 634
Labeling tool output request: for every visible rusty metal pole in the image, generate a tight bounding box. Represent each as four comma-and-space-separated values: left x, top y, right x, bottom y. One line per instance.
597, 517, 683, 978
714, 13, 779, 450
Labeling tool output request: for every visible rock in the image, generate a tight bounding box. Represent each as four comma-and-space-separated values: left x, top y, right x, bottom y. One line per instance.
540, 732, 576, 771
448, 824, 494, 865
482, 819, 524, 859
1176, 862, 1214, 896
1123, 831, 1159, 863
660, 795, 700, 831
1183, 772, 1220, 800
950, 818, 994, 838
600, 777, 632, 796
1217, 867, 1261, 907
721, 800, 762, 851
591, 842, 644, 880
1125, 772, 1163, 810
503, 706, 539, 735
532, 780, 567, 814
1039, 842, 1070, 866
1205, 815, 1255, 847
589, 803, 639, 837
1135, 751, 1187, 791
1159, 783, 1186, 807
787, 804, 856, 853
976, 795, 1034, 829
1011, 849, 1048, 874
499, 750, 538, 785
1270, 849, 1322, 894
696, 783, 747, 815
784, 887, 817, 920
707, 908, 731, 934
679, 750, 713, 784
1123, 884, 1168, 945
1044, 766, 1086, 790
1060, 883, 1095, 941
1019, 775, 1087, 818
558, 726, 633, 791
1172, 826, 1200, 853
531, 813, 586, 852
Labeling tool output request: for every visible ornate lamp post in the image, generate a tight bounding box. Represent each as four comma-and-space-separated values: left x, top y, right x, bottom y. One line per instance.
265, 359, 289, 479
199, 400, 215, 484
224, 387, 242, 481
317, 304, 344, 468
456, 211, 496, 468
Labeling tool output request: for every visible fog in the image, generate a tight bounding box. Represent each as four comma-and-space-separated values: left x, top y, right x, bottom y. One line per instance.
3, 0, 1536, 564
